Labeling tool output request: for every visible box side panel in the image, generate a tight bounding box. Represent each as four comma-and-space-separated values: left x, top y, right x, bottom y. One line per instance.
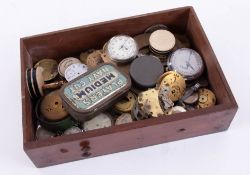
20, 40, 36, 143
25, 107, 236, 168
22, 7, 190, 63
186, 7, 238, 109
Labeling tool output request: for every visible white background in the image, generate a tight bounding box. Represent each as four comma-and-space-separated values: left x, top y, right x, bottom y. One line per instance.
0, 0, 249, 174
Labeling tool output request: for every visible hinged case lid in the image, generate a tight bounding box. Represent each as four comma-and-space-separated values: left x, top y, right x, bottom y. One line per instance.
60, 63, 131, 122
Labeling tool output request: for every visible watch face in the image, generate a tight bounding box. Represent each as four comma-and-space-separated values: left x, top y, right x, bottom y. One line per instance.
106, 35, 138, 63
58, 57, 81, 77
168, 48, 204, 80
64, 63, 88, 82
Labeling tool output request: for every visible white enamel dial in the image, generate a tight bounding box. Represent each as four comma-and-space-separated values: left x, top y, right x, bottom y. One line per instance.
168, 48, 204, 80
106, 35, 138, 63
64, 63, 88, 82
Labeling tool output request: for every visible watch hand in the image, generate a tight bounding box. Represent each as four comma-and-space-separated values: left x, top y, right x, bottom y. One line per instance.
189, 62, 195, 71
186, 61, 195, 71
185, 61, 190, 69
185, 50, 193, 69
188, 50, 192, 62
120, 39, 128, 50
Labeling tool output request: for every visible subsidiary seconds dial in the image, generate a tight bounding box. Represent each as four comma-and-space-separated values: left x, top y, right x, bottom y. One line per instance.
168, 48, 204, 80
106, 35, 138, 63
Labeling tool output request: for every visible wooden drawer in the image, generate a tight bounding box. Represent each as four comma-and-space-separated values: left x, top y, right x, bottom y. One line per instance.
20, 6, 238, 167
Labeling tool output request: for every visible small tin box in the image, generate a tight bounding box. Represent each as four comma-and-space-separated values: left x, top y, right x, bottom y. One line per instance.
60, 64, 131, 122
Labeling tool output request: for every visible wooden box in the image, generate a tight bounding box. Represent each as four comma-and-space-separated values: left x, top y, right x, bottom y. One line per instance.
20, 6, 238, 168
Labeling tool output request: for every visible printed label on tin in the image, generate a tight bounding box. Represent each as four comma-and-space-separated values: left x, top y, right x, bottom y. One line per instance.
63, 64, 128, 110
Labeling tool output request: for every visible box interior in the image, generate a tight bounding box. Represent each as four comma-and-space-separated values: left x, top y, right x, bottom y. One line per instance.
21, 7, 232, 146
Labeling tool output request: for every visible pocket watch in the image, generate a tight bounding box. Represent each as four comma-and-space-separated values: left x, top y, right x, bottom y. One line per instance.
105, 35, 138, 63
168, 48, 204, 80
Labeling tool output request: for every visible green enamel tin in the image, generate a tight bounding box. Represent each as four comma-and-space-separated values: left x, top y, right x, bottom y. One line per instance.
60, 64, 131, 122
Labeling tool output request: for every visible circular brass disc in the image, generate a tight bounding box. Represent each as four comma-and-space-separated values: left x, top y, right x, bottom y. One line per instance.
86, 50, 104, 68
34, 59, 58, 81
149, 30, 175, 52
196, 88, 216, 109
40, 90, 68, 121
114, 91, 136, 113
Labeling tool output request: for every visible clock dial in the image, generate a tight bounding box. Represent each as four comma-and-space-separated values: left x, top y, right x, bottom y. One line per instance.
106, 35, 138, 63
168, 48, 204, 80
64, 63, 88, 82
